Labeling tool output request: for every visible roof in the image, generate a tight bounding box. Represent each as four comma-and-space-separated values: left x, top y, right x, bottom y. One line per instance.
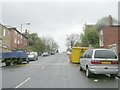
7, 27, 28, 39
100, 25, 120, 31
4, 25, 28, 39
88, 48, 114, 51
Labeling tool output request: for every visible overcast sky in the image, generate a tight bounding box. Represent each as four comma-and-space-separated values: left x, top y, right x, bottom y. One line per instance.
1, 0, 118, 52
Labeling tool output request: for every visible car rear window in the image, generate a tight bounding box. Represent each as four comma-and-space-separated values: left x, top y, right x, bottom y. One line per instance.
94, 50, 117, 59
29, 52, 35, 55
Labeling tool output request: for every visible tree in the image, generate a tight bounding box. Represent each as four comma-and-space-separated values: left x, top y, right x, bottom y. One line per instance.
41, 36, 59, 53
27, 33, 46, 53
80, 25, 99, 48
95, 15, 118, 31
66, 33, 80, 48
80, 16, 118, 48
27, 33, 59, 54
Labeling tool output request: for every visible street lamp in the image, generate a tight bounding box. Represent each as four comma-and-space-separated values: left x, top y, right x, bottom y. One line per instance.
20, 22, 31, 33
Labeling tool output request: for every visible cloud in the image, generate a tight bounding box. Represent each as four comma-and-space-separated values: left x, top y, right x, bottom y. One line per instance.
2, 2, 118, 52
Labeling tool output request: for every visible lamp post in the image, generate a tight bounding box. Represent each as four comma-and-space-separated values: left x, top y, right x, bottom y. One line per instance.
20, 22, 30, 33
20, 22, 30, 50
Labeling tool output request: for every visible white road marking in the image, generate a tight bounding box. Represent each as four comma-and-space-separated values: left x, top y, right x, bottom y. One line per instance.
15, 78, 30, 88
41, 66, 46, 70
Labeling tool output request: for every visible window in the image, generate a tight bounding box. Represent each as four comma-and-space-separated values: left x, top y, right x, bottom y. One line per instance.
83, 50, 89, 58
3, 29, 6, 37
83, 50, 93, 58
87, 50, 93, 58
18, 40, 20, 44
14, 38, 16, 43
21, 35, 22, 39
94, 50, 117, 59
15, 31, 17, 35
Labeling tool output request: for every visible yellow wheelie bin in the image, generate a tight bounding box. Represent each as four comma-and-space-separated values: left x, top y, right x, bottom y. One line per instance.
69, 47, 88, 64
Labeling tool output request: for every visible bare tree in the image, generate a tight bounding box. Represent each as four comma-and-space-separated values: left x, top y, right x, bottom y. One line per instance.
41, 36, 59, 53
66, 33, 80, 48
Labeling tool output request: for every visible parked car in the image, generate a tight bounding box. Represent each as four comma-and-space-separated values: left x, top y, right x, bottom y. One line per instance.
51, 52, 55, 55
66, 51, 71, 55
28, 52, 38, 61
42, 52, 49, 57
80, 49, 119, 78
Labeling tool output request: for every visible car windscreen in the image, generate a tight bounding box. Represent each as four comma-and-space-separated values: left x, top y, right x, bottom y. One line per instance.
94, 50, 117, 59
29, 52, 35, 55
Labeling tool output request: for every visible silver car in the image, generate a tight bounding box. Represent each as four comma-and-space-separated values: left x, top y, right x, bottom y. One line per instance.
28, 52, 38, 61
42, 52, 49, 57
80, 49, 119, 78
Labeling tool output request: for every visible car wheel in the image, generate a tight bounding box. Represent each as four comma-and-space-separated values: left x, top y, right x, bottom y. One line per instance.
86, 67, 92, 78
17, 59, 23, 64
27, 60, 29, 64
80, 65, 83, 71
110, 74, 117, 78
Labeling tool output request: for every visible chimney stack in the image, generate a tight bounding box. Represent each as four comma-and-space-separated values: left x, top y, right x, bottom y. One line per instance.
109, 15, 113, 26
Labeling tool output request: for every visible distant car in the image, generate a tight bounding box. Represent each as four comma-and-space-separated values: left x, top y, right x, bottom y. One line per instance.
66, 51, 71, 55
80, 49, 119, 78
51, 52, 55, 55
42, 52, 49, 57
28, 52, 38, 61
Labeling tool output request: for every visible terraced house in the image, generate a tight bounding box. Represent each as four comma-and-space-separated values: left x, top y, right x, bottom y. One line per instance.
0, 23, 11, 52
0, 24, 2, 53
99, 15, 120, 59
7, 27, 28, 51
0, 23, 28, 53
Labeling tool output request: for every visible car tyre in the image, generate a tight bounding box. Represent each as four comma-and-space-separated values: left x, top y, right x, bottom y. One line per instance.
37, 57, 38, 60
86, 67, 92, 78
17, 58, 23, 64
34, 57, 36, 61
110, 74, 117, 78
27, 60, 29, 64
80, 65, 83, 71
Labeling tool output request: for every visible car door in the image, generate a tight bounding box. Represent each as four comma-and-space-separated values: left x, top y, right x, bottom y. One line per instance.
84, 50, 93, 70
80, 53, 85, 69
82, 50, 88, 70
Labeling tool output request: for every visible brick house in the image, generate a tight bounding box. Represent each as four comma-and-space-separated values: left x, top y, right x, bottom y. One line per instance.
99, 26, 120, 51
0, 24, 11, 52
0, 24, 2, 53
99, 15, 120, 58
8, 27, 28, 51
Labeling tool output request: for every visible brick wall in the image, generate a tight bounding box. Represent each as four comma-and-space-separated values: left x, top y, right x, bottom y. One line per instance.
102, 26, 119, 48
9, 28, 28, 51
101, 26, 120, 57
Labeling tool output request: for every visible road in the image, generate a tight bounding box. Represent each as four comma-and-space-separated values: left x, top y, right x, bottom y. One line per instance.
2, 53, 119, 88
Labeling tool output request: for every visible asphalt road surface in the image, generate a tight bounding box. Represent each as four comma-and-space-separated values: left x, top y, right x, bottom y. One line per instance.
2, 53, 119, 88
